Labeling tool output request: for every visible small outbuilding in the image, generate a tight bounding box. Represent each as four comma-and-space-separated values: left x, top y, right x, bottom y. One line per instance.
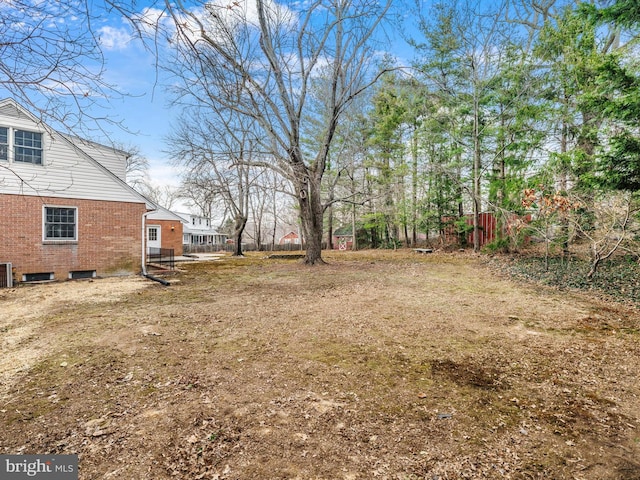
279, 231, 301, 245
332, 226, 353, 250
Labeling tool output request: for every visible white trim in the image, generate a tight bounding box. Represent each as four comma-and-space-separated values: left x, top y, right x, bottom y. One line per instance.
146, 224, 161, 253
141, 210, 154, 276
0, 124, 46, 165
0, 125, 8, 162
42, 204, 78, 242
22, 272, 54, 282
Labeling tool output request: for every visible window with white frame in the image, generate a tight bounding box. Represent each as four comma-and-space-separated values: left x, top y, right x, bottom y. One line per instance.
0, 127, 44, 164
0, 127, 7, 161
15, 129, 43, 164
44, 206, 77, 241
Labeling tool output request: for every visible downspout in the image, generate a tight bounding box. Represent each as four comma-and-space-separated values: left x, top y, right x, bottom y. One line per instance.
142, 210, 170, 286
142, 210, 151, 276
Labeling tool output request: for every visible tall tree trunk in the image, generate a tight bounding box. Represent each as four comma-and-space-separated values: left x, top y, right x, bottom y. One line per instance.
351, 202, 357, 251
297, 172, 325, 265
327, 200, 334, 250
456, 159, 465, 246
473, 93, 482, 253
233, 215, 247, 257
271, 183, 278, 251
559, 113, 570, 256
351, 167, 358, 251
492, 108, 507, 242
411, 124, 419, 247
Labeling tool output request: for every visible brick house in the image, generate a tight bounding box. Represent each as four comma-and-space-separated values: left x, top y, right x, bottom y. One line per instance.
145, 206, 185, 257
0, 98, 155, 283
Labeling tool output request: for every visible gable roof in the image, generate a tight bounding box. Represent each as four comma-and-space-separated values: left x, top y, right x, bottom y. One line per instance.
146, 205, 185, 222
0, 98, 42, 124
334, 225, 353, 236
0, 98, 153, 209
60, 133, 130, 180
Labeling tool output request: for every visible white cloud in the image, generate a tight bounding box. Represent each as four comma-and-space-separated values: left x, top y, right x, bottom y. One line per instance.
136, 0, 297, 46
148, 160, 182, 188
133, 7, 172, 37
98, 25, 132, 50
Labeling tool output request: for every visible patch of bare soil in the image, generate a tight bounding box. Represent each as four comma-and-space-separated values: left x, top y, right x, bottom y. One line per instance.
1, 250, 639, 479
0, 276, 149, 399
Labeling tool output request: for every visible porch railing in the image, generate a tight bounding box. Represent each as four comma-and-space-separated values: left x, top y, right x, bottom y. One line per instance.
147, 247, 175, 270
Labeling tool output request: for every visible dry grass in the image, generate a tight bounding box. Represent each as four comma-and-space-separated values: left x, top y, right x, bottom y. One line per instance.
1, 249, 639, 479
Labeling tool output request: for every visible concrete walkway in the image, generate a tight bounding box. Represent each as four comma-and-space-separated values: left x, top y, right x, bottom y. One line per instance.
174, 253, 228, 263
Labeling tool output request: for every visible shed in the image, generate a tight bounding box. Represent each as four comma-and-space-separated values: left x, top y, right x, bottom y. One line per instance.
333, 226, 353, 250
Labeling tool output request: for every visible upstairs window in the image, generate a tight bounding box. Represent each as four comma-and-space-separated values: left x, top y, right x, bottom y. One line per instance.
0, 127, 7, 161
15, 129, 42, 164
44, 206, 77, 241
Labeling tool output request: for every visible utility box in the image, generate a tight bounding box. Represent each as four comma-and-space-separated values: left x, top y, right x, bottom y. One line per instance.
0, 263, 13, 288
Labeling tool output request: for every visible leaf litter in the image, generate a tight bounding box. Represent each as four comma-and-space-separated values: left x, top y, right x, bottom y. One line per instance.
1, 250, 639, 479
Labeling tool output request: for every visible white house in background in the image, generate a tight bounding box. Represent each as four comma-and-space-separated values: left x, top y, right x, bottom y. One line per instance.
176, 213, 227, 250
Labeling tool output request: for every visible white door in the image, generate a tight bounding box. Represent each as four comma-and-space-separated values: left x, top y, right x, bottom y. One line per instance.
147, 225, 161, 253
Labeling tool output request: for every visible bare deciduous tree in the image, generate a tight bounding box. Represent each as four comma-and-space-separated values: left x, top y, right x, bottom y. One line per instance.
0, 0, 121, 133
138, 183, 182, 210
168, 105, 264, 256
130, 0, 392, 264
119, 144, 150, 190
574, 192, 638, 279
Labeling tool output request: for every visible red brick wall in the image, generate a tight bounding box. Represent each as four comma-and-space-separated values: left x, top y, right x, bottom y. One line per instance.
152, 220, 183, 256
0, 194, 147, 281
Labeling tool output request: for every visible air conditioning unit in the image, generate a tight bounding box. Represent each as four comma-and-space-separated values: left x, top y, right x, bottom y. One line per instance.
0, 263, 13, 288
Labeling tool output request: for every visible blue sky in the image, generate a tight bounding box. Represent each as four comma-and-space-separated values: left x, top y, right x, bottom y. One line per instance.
1, 0, 419, 194
92, 2, 419, 191
4, 0, 573, 197
93, 19, 181, 189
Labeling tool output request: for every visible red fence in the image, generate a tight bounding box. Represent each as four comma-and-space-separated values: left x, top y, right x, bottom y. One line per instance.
442, 213, 495, 248
442, 212, 529, 248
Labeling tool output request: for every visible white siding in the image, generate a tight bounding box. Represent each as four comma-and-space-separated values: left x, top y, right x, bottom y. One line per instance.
147, 207, 183, 221
0, 102, 31, 120
0, 102, 145, 205
65, 137, 128, 181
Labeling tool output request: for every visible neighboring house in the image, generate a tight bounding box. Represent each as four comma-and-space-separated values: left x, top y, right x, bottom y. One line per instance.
177, 213, 227, 251
0, 99, 154, 283
278, 231, 300, 245
145, 206, 184, 256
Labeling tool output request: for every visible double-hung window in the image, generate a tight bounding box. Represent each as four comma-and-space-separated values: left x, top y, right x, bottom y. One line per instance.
0, 127, 43, 164
0, 127, 8, 161
15, 129, 43, 164
44, 206, 77, 241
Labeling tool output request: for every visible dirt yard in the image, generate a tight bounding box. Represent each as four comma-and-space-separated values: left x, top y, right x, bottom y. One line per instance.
1, 250, 639, 479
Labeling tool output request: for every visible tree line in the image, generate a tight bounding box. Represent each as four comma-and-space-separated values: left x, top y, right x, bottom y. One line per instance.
157, 0, 640, 272
3, 0, 639, 271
